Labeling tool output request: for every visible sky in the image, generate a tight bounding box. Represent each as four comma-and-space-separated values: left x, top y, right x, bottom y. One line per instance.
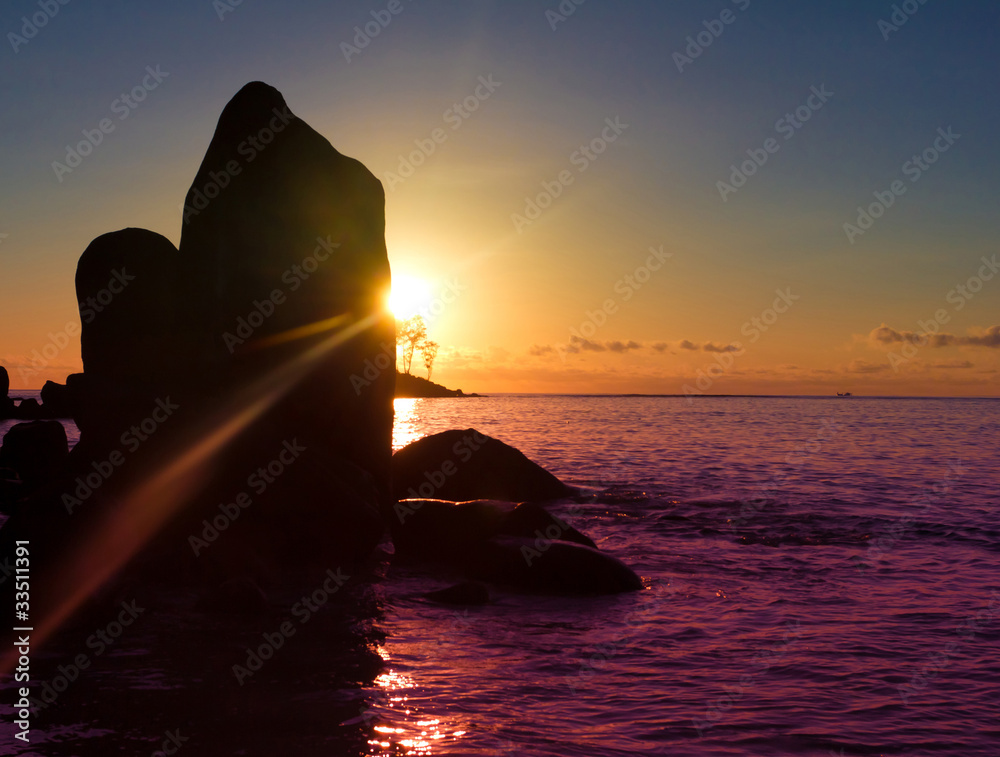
1, 0, 998, 396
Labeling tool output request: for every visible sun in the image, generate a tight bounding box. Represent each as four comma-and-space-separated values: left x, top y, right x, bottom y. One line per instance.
387, 274, 432, 320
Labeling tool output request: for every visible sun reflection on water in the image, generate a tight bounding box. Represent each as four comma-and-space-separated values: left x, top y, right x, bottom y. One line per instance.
365, 644, 468, 756
393, 398, 426, 452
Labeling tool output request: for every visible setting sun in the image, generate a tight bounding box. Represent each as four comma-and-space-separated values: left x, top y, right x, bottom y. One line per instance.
387, 273, 431, 320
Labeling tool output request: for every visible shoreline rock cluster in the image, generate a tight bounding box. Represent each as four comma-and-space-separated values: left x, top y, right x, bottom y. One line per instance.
1, 82, 394, 624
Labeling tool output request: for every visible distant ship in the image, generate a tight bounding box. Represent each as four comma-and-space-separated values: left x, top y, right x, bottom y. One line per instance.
837, 392, 852, 397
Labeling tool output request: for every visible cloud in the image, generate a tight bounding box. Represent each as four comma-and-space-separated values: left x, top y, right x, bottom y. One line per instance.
702, 342, 741, 354
848, 359, 889, 374
869, 323, 1000, 349
527, 337, 741, 358
930, 360, 974, 369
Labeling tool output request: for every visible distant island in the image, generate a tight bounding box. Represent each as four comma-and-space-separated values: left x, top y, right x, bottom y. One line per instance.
395, 371, 479, 398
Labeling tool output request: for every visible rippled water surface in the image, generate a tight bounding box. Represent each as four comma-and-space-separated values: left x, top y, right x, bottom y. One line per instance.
376, 396, 1000, 756
2, 395, 998, 756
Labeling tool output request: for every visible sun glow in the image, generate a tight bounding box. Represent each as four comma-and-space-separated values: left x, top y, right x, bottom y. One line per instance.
388, 274, 432, 320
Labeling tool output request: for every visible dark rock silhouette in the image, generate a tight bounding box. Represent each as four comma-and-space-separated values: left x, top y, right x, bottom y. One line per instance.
40, 379, 79, 419
74, 228, 180, 439
392, 499, 641, 595
0, 420, 68, 493
178, 81, 394, 513
473, 536, 643, 595
0, 82, 395, 634
392, 428, 576, 502
395, 371, 479, 398
391, 499, 594, 555
12, 396, 42, 419
0, 366, 13, 418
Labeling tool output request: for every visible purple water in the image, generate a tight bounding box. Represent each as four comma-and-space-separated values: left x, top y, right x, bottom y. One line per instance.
2, 395, 998, 756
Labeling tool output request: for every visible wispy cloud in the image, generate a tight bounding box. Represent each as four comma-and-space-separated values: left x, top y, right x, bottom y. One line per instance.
870, 324, 1000, 349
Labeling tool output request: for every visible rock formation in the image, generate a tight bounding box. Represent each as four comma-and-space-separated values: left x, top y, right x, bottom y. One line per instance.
392, 498, 642, 595
74, 228, 180, 438
392, 428, 576, 502
0, 366, 13, 418
178, 81, 394, 507
0, 83, 395, 629
0, 420, 68, 494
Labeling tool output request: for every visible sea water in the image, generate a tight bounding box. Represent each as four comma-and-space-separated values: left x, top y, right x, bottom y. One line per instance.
1, 395, 997, 756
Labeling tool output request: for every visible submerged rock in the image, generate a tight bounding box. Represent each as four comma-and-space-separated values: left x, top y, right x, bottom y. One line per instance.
392, 429, 576, 502
392, 498, 641, 595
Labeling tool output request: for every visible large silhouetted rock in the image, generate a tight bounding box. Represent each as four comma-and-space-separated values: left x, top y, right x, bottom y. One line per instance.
179, 82, 394, 515
392, 429, 576, 502
74, 228, 180, 439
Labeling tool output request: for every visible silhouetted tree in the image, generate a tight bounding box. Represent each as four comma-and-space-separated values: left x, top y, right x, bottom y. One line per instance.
421, 340, 439, 380
396, 316, 427, 375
